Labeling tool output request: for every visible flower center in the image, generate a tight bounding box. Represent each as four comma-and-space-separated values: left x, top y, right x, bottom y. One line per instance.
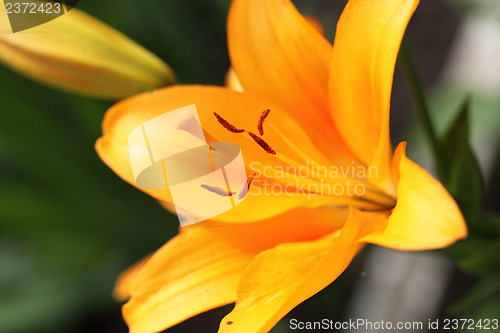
209, 111, 397, 212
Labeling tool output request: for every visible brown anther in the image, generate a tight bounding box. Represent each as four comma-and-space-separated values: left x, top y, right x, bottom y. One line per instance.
227, 321, 234, 325
213, 112, 245, 133
201, 184, 235, 197
238, 172, 257, 200
258, 108, 270, 136
248, 132, 276, 155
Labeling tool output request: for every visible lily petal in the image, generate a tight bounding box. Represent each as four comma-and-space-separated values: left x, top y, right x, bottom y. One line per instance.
329, 0, 419, 167
361, 142, 468, 250
113, 253, 153, 302
123, 207, 347, 333
225, 10, 330, 93
219, 208, 377, 333
227, 0, 352, 161
0, 2, 175, 99
304, 15, 326, 37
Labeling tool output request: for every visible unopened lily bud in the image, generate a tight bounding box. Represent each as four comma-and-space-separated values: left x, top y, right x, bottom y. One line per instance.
0, 1, 176, 99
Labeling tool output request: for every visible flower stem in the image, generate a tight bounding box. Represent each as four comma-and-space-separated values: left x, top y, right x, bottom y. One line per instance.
399, 40, 446, 180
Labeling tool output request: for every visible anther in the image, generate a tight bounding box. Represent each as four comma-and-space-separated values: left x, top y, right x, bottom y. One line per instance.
248, 132, 276, 155
201, 184, 235, 197
238, 172, 257, 199
213, 112, 245, 133
258, 109, 270, 136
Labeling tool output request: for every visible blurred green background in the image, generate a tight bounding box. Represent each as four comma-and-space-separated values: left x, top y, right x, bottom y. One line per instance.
1, 0, 499, 332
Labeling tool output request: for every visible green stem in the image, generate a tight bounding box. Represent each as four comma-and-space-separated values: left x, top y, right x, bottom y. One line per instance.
398, 40, 447, 180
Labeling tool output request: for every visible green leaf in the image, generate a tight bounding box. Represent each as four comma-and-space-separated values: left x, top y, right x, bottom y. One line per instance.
441, 98, 485, 229
449, 275, 500, 315
457, 237, 500, 276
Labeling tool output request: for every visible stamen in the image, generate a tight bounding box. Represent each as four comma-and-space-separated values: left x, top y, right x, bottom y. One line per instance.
238, 172, 257, 199
201, 184, 235, 197
213, 112, 245, 133
249, 132, 276, 155
258, 108, 270, 135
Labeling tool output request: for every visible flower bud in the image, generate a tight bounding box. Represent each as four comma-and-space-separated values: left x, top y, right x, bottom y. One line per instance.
0, 1, 176, 99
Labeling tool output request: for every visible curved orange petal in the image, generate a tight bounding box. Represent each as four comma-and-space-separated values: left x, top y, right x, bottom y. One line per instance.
360, 142, 468, 250
304, 15, 326, 37
329, 0, 419, 168
218, 208, 380, 333
113, 254, 153, 302
123, 207, 347, 333
227, 0, 353, 161
226, 9, 330, 93
96, 85, 366, 222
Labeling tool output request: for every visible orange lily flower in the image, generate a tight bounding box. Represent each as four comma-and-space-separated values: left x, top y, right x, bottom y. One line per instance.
96, 0, 467, 332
